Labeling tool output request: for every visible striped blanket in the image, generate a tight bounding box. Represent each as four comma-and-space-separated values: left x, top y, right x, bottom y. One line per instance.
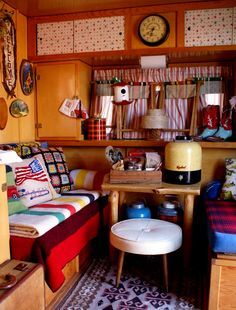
9, 189, 100, 238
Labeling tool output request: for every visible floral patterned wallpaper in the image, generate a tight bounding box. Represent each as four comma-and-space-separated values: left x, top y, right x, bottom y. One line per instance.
37, 21, 74, 55
185, 7, 236, 46
74, 16, 125, 52
37, 16, 125, 55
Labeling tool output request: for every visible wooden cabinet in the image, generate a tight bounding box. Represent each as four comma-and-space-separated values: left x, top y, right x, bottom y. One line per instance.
185, 7, 236, 47
208, 254, 236, 310
0, 260, 44, 309
27, 0, 236, 65
37, 16, 125, 56
35, 61, 92, 140
0, 164, 10, 265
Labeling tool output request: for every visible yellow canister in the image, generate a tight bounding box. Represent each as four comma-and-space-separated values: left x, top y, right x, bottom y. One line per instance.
164, 136, 202, 184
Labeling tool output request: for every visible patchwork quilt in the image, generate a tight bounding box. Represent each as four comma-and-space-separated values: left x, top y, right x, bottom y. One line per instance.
9, 189, 100, 238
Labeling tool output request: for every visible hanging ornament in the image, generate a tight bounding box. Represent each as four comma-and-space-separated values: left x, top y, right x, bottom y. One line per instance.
113, 82, 133, 106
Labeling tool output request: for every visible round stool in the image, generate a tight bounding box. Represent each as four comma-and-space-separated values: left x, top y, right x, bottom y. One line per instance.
110, 218, 182, 291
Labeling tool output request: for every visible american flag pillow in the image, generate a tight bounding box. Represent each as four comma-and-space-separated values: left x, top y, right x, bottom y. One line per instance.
10, 157, 58, 207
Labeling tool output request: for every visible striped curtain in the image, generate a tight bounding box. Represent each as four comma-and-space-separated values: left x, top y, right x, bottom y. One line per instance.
91, 66, 231, 140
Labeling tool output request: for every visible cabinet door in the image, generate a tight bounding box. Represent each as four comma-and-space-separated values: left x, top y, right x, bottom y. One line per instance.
37, 21, 74, 55
185, 7, 234, 47
36, 62, 81, 139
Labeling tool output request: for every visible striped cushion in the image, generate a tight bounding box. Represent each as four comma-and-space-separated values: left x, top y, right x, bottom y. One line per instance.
70, 169, 106, 191
206, 200, 236, 254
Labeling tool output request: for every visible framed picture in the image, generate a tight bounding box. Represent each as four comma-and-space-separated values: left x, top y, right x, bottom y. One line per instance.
20, 59, 34, 95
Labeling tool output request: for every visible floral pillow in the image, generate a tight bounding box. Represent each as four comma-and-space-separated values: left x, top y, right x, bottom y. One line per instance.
20, 146, 72, 194
220, 158, 236, 201
10, 157, 59, 207
6, 165, 27, 215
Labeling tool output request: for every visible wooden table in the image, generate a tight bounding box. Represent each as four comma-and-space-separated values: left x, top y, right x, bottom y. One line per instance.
102, 174, 201, 266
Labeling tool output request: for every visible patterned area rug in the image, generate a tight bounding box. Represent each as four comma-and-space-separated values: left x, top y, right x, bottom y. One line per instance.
56, 254, 202, 310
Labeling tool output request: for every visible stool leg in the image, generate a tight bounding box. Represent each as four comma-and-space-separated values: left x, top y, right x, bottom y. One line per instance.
162, 254, 168, 292
116, 251, 125, 287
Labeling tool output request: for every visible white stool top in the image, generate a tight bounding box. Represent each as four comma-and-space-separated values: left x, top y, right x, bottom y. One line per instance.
110, 218, 182, 255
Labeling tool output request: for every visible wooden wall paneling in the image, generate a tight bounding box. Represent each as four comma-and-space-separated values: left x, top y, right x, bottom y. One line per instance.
200, 147, 236, 187
0, 165, 10, 264
62, 146, 113, 171
16, 11, 36, 143
176, 8, 185, 47
0, 6, 35, 144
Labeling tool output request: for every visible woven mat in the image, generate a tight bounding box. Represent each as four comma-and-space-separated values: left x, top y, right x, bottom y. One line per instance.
56, 254, 202, 310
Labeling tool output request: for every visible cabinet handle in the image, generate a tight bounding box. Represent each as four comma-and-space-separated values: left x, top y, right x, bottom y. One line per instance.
1, 182, 7, 192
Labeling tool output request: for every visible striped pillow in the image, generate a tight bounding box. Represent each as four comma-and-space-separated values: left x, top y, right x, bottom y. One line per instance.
70, 169, 106, 190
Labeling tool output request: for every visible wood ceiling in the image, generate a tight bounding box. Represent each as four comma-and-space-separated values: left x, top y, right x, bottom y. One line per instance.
4, 0, 223, 17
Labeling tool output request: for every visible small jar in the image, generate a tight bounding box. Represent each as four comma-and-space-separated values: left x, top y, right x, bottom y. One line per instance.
126, 201, 151, 219
157, 203, 183, 225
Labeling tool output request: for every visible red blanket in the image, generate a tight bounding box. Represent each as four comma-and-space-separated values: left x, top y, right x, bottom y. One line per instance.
10, 197, 108, 291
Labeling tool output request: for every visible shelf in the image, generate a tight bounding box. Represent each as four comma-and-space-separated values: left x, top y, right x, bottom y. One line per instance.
44, 139, 236, 149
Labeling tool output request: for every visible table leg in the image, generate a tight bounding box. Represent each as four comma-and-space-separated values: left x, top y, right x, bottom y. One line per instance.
109, 190, 119, 261
116, 251, 125, 287
109, 190, 119, 226
183, 194, 195, 267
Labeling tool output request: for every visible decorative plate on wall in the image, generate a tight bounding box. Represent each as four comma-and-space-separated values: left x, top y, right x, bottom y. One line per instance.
0, 98, 8, 130
9, 99, 29, 118
20, 59, 34, 95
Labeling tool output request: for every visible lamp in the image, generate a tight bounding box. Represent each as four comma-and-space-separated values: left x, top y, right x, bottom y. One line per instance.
140, 55, 167, 69
141, 109, 169, 140
0, 150, 22, 164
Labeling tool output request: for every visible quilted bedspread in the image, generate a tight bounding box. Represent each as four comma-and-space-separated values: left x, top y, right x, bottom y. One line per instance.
9, 189, 100, 238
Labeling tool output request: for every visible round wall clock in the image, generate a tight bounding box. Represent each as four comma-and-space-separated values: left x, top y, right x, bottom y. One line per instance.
138, 14, 170, 46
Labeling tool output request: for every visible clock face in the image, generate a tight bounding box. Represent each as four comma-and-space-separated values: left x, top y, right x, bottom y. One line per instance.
138, 14, 170, 46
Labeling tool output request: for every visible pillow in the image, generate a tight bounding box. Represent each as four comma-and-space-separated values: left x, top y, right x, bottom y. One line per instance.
20, 146, 72, 194
220, 158, 236, 200
70, 169, 106, 190
6, 165, 27, 215
10, 157, 59, 207
12, 142, 41, 157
